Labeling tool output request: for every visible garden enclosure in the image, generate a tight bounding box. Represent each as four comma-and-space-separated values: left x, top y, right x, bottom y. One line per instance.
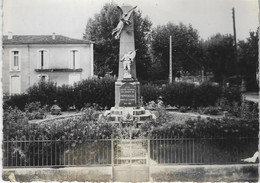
3, 135, 257, 167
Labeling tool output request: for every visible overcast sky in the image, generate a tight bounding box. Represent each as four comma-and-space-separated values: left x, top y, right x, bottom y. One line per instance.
3, 0, 259, 41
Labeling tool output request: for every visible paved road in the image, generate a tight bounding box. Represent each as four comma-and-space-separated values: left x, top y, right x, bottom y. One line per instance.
243, 92, 259, 103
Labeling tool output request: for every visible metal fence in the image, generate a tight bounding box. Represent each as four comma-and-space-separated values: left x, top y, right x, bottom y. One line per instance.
150, 137, 258, 164
3, 137, 258, 167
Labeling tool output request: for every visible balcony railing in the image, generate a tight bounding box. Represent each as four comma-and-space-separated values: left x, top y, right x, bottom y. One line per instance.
35, 68, 83, 72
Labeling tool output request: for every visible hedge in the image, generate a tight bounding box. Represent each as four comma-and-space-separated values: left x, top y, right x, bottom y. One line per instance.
3, 78, 115, 111
140, 105, 258, 138
222, 86, 242, 104
159, 82, 240, 108
27, 81, 57, 106
73, 77, 115, 109
3, 94, 29, 110
56, 85, 75, 111
3, 79, 242, 111
161, 82, 195, 107
193, 82, 222, 107
140, 83, 160, 104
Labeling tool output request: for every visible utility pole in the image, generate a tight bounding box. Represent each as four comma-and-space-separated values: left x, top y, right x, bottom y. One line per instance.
232, 7, 238, 77
169, 36, 173, 84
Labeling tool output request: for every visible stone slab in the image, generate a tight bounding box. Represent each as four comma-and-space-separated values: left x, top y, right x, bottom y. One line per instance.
115, 81, 140, 107
119, 82, 136, 107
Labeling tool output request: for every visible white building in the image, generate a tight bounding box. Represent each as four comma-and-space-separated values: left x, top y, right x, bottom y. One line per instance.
2, 33, 94, 95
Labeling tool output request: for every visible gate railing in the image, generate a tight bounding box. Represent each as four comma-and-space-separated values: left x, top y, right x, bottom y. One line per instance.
3, 137, 258, 167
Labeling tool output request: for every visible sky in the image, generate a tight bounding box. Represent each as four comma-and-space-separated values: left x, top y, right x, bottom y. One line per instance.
2, 0, 259, 41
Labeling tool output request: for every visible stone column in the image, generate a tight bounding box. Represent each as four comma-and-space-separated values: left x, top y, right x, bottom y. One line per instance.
115, 4, 140, 108
117, 4, 137, 81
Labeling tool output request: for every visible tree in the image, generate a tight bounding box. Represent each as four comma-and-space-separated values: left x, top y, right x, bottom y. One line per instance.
150, 22, 202, 80
83, 3, 152, 80
133, 11, 152, 80
83, 3, 120, 77
202, 33, 236, 84
238, 29, 259, 91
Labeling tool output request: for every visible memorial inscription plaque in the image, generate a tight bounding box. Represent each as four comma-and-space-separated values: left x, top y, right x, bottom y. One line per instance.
119, 82, 136, 107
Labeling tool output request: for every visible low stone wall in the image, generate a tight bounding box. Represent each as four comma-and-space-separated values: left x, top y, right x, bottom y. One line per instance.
150, 164, 258, 182
3, 164, 258, 182
3, 166, 113, 182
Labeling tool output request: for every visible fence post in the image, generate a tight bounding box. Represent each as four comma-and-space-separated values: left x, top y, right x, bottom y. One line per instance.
147, 139, 150, 165
111, 139, 114, 166
193, 139, 195, 164
111, 136, 114, 182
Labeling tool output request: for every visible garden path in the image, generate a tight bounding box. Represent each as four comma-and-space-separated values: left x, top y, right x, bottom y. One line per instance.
169, 111, 223, 120
29, 112, 82, 124
243, 92, 258, 103
115, 139, 157, 165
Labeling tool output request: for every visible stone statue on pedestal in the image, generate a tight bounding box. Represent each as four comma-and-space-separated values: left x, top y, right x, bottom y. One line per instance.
105, 4, 155, 122
120, 50, 137, 79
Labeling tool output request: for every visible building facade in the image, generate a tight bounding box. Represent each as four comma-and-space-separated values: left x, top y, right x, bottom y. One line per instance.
2, 34, 94, 95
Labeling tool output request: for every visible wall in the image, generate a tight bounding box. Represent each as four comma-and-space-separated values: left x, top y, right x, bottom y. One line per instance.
150, 164, 258, 182
3, 167, 113, 182
2, 43, 93, 95
2, 164, 258, 182
2, 45, 31, 95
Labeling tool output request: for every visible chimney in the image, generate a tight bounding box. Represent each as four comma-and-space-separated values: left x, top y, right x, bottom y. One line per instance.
8, 31, 13, 39
52, 32, 55, 39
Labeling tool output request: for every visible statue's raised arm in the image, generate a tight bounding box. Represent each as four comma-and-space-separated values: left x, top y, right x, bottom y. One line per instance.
112, 6, 137, 39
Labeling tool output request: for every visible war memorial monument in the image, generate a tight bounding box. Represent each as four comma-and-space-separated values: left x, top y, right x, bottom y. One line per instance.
105, 4, 154, 122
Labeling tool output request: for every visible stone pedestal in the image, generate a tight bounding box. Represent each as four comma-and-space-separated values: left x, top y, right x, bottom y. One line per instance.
115, 80, 140, 107
105, 79, 154, 123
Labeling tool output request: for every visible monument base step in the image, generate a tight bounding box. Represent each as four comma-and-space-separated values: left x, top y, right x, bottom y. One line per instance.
103, 107, 156, 123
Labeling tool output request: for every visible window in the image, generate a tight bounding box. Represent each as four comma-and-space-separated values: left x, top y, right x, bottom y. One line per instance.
69, 50, 79, 69
10, 75, 21, 95
37, 49, 49, 69
37, 74, 49, 82
10, 50, 20, 71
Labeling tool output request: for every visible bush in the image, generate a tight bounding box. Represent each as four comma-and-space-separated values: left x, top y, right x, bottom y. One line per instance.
4, 79, 244, 112
161, 82, 195, 107
3, 106, 29, 139
56, 85, 75, 111
140, 84, 160, 104
3, 94, 29, 111
179, 106, 189, 113
141, 99, 258, 138
74, 77, 115, 110
24, 101, 41, 113
3, 106, 116, 166
222, 86, 242, 104
3, 106, 115, 141
193, 82, 222, 107
12, 78, 116, 111
142, 115, 258, 138
198, 106, 221, 115
80, 105, 101, 121
140, 107, 171, 137
24, 102, 46, 120
227, 100, 258, 119
27, 82, 58, 106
